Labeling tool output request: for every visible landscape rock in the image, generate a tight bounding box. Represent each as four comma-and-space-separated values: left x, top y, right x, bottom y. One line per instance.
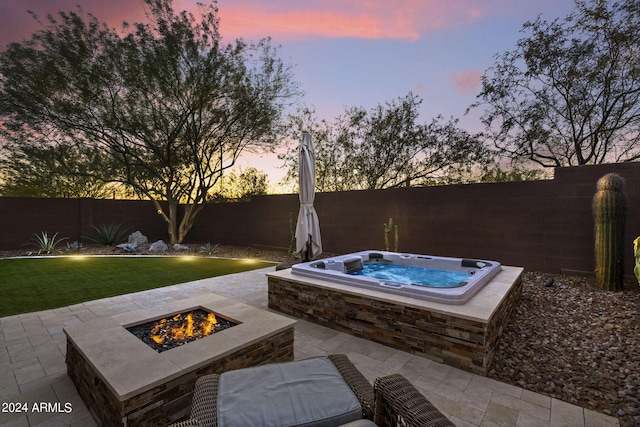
173, 244, 190, 251
128, 231, 148, 245
149, 240, 168, 252
490, 271, 640, 427
115, 243, 138, 252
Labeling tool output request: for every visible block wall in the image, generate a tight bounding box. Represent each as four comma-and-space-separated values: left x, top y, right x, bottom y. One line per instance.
2, 162, 639, 275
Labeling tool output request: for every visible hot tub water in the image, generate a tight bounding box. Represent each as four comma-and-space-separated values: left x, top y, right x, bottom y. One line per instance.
349, 262, 472, 288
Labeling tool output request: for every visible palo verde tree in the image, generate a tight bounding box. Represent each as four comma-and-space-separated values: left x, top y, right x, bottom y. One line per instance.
0, 144, 115, 198
0, 0, 297, 243
280, 93, 489, 191
209, 167, 270, 202
471, 0, 640, 167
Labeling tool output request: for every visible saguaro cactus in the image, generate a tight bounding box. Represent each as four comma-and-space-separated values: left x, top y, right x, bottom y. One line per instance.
634, 236, 640, 285
383, 218, 399, 252
593, 173, 627, 291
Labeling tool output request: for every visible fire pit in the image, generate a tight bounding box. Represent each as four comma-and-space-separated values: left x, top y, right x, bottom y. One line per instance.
65, 294, 296, 427
127, 308, 238, 352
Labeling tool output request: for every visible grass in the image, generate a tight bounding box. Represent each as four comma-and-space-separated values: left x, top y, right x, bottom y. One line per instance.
0, 256, 275, 317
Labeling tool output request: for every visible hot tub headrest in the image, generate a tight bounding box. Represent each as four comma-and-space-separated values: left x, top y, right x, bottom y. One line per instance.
343, 257, 364, 273
461, 259, 493, 268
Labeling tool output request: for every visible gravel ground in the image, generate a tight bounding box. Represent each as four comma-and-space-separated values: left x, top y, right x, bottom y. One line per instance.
489, 271, 640, 427
2, 245, 639, 425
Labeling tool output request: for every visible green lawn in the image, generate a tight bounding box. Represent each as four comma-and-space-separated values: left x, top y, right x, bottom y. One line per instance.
0, 256, 274, 317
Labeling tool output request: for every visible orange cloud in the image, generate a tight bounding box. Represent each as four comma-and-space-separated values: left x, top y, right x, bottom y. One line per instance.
217, 1, 488, 41
451, 70, 483, 94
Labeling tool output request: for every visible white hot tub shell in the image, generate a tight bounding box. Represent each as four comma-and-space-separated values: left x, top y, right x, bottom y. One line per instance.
291, 250, 502, 305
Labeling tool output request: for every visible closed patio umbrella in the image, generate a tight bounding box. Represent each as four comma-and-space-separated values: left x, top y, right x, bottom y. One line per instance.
295, 132, 322, 260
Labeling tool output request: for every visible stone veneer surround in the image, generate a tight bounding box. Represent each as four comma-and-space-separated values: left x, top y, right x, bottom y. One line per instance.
64, 294, 296, 427
267, 266, 522, 376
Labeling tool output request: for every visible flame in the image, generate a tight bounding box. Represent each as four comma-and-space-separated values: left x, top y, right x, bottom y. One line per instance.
202, 313, 217, 335
149, 311, 218, 347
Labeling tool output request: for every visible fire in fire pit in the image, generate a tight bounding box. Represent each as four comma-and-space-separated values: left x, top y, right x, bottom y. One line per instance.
126, 309, 238, 353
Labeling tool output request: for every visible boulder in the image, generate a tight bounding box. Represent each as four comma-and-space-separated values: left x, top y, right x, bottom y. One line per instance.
173, 243, 190, 251
128, 231, 148, 245
149, 240, 168, 252
116, 243, 138, 252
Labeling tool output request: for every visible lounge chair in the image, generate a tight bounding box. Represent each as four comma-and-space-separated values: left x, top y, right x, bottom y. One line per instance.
170, 354, 454, 427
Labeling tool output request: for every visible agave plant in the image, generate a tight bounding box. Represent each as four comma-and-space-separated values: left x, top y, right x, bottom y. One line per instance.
66, 241, 83, 253
30, 232, 67, 255
86, 223, 130, 246
199, 242, 219, 256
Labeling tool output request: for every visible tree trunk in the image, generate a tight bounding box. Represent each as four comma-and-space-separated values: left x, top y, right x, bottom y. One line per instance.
152, 199, 178, 244
152, 199, 205, 244
168, 202, 179, 244
178, 204, 206, 244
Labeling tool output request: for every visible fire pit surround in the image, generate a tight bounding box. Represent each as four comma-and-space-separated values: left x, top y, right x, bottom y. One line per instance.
65, 294, 296, 427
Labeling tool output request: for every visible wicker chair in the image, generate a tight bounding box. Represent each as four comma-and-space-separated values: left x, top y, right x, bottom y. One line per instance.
328, 354, 375, 420
373, 374, 456, 427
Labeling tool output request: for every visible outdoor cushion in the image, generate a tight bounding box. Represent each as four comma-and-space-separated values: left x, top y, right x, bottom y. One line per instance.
338, 420, 377, 427
217, 356, 364, 427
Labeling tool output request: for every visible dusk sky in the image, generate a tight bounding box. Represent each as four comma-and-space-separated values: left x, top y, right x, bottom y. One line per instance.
0, 0, 577, 190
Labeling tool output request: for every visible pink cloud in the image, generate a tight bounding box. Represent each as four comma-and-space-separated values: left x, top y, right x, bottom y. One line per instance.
217, 0, 489, 41
220, 8, 418, 40
0, 0, 150, 46
451, 70, 483, 95
412, 84, 426, 94
0, 1, 490, 46
0, 0, 211, 46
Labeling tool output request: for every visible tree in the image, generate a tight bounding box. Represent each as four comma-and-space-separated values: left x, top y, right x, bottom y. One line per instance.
280, 93, 489, 191
471, 0, 640, 167
209, 167, 269, 201
0, 144, 117, 198
477, 165, 550, 183
0, 0, 297, 243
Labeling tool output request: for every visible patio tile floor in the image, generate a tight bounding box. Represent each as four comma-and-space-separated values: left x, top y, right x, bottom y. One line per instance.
0, 266, 620, 427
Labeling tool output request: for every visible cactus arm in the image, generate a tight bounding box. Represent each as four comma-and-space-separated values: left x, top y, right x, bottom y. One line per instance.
634, 236, 640, 284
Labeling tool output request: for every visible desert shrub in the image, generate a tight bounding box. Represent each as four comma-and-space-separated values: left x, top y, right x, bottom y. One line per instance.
29, 232, 67, 255
86, 223, 130, 246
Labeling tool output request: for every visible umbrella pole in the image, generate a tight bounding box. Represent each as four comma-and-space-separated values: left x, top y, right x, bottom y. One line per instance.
304, 235, 313, 261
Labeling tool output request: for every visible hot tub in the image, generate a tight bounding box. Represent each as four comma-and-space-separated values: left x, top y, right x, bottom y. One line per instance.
291, 250, 501, 304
